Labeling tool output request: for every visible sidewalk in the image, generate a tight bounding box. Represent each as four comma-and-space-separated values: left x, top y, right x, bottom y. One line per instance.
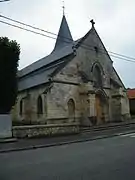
0, 122, 135, 153
81, 119, 135, 131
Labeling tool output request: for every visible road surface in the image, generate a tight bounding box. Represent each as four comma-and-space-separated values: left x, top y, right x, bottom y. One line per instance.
1, 132, 135, 180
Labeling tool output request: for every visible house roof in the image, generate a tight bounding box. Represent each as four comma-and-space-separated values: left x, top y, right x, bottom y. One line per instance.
127, 89, 135, 99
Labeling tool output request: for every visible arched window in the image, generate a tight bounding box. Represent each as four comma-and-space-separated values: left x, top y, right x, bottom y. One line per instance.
37, 95, 43, 116
68, 99, 75, 120
93, 65, 102, 87
19, 99, 23, 116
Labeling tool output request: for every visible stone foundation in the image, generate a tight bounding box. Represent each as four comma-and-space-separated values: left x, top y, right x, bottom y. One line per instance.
121, 113, 131, 121
89, 116, 97, 126
12, 123, 79, 138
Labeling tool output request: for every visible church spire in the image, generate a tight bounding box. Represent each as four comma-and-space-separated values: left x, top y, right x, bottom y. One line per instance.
53, 14, 73, 51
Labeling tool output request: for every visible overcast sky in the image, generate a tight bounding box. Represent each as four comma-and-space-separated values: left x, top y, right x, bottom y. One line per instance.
0, 0, 135, 88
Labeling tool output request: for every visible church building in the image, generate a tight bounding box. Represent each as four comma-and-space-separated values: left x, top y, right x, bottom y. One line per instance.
12, 14, 130, 126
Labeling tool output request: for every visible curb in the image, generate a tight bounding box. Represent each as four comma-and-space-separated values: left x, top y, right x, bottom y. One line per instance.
81, 123, 135, 133
0, 138, 17, 144
0, 130, 135, 154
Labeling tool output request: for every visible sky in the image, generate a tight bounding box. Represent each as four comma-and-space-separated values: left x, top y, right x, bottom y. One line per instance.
0, 0, 135, 88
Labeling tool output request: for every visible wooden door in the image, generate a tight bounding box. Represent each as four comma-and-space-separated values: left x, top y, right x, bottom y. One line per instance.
95, 96, 102, 123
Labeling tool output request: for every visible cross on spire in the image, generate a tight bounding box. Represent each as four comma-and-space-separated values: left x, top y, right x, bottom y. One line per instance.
90, 19, 95, 27
62, 0, 65, 15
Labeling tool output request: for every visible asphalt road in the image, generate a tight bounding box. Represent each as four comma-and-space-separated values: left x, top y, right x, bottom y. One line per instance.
1, 124, 135, 152
1, 132, 135, 180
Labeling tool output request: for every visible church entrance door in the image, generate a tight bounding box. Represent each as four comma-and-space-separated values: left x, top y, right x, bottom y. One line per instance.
95, 92, 108, 124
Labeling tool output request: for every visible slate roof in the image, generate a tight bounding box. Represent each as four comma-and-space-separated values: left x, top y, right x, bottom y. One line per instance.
18, 43, 74, 78
18, 66, 57, 91
18, 53, 75, 91
19, 15, 75, 78
53, 15, 73, 51
18, 14, 81, 91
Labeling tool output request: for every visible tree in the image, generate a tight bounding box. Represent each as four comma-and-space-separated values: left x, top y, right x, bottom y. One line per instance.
0, 37, 20, 114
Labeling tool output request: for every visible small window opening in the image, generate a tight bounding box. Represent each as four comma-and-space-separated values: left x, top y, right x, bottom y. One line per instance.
94, 46, 98, 54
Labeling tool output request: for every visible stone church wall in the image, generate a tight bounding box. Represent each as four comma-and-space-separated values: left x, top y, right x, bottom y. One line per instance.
12, 85, 47, 124
121, 90, 130, 120
12, 27, 130, 126
110, 88, 130, 122
47, 82, 81, 124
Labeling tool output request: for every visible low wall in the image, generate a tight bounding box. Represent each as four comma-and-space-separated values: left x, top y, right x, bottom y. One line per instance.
12, 123, 79, 138
0, 114, 12, 138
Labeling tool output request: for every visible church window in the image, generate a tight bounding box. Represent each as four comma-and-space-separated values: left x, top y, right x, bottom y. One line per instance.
37, 95, 43, 116
94, 46, 98, 54
68, 99, 75, 120
93, 65, 102, 87
19, 99, 23, 116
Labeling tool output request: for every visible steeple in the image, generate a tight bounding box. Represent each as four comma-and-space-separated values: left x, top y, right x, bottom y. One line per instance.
53, 15, 73, 51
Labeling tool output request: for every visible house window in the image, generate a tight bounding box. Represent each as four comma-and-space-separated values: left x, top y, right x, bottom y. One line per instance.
68, 99, 75, 120
37, 95, 43, 116
19, 99, 23, 116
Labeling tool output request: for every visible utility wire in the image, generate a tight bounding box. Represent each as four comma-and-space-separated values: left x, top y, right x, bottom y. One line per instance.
0, 14, 66, 39
108, 54, 135, 63
0, 0, 10, 2
0, 20, 56, 40
0, 17, 135, 64
1, 14, 135, 62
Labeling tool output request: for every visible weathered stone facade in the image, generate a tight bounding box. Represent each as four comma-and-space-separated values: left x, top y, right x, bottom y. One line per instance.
12, 15, 130, 129
12, 85, 47, 124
